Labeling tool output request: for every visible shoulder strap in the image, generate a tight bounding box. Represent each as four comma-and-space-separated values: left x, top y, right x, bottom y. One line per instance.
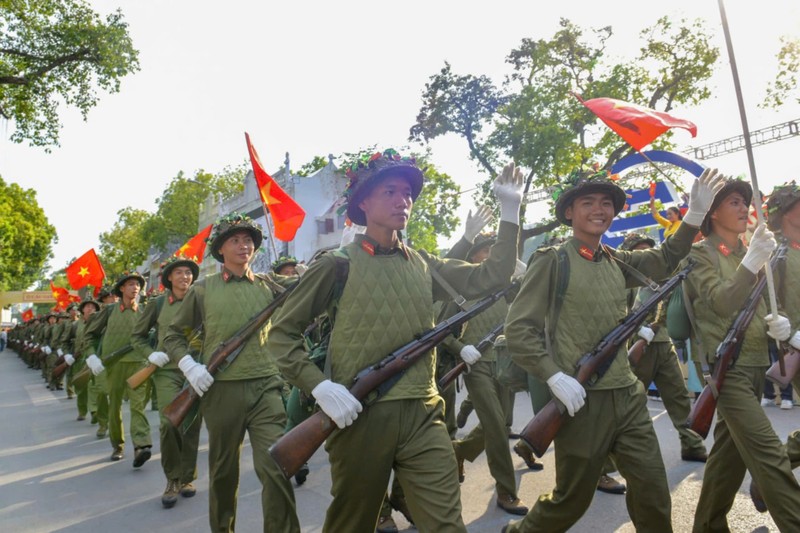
255, 273, 286, 295
423, 255, 468, 310
601, 244, 659, 291
544, 247, 570, 357
155, 294, 166, 316
324, 249, 351, 379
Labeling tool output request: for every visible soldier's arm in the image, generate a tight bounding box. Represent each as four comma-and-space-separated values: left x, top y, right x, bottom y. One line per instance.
423, 220, 518, 301
444, 236, 473, 260
505, 250, 562, 382
82, 305, 112, 355
684, 245, 758, 317
611, 222, 700, 285
269, 255, 338, 393
130, 296, 160, 358
163, 284, 204, 364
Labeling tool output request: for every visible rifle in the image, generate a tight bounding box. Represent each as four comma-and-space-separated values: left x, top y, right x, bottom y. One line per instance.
71, 344, 134, 390
269, 281, 519, 480
126, 326, 203, 390
686, 245, 788, 439
518, 261, 694, 458
437, 322, 505, 389
765, 347, 800, 389
162, 281, 298, 429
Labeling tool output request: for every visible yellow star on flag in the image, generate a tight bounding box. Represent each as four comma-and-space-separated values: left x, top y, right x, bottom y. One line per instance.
177, 244, 190, 255
52, 291, 59, 299
78, 266, 90, 278
260, 181, 283, 206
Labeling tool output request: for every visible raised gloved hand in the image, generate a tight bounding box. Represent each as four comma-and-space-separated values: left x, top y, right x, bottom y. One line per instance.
765, 314, 791, 342
492, 162, 524, 224
57, 348, 64, 357
459, 345, 482, 365
790, 331, 800, 351
682, 168, 727, 227
513, 259, 527, 279
638, 325, 655, 344
85, 354, 105, 376
178, 355, 214, 396
148, 351, 170, 368
546, 371, 586, 417
463, 204, 494, 243
312, 379, 362, 429
741, 225, 777, 274
294, 263, 308, 277
64, 354, 75, 366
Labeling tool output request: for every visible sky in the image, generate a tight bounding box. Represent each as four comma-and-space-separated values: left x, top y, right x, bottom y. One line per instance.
1, 0, 800, 276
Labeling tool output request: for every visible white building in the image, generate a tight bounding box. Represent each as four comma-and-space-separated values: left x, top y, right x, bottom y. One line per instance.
196, 155, 348, 279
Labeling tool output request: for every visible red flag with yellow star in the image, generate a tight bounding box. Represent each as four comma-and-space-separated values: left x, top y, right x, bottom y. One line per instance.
65, 248, 105, 295
50, 281, 79, 310
245, 132, 306, 241
577, 96, 697, 151
22, 309, 34, 322
175, 224, 212, 263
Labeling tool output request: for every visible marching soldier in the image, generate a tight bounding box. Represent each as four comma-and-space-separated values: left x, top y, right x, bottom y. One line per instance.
131, 256, 202, 509
683, 178, 800, 532
163, 213, 300, 533
619, 232, 708, 462
86, 287, 118, 436
503, 167, 723, 532
268, 150, 523, 532
83, 272, 152, 465
61, 299, 101, 421
53, 304, 81, 398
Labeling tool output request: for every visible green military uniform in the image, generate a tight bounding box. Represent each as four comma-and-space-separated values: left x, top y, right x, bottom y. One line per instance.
86, 307, 109, 433
781, 242, 800, 465
69, 312, 91, 418
628, 286, 707, 458
163, 266, 299, 533
83, 300, 151, 454
504, 222, 702, 533
269, 220, 519, 533
54, 311, 80, 398
686, 234, 800, 532
131, 290, 202, 491
45, 318, 66, 389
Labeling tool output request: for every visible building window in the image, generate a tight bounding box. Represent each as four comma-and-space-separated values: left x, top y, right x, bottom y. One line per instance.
325, 218, 334, 233
317, 220, 327, 234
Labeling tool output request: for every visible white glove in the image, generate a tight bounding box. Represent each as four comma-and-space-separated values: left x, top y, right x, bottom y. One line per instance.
766, 314, 791, 342
85, 354, 105, 376
178, 355, 214, 396
148, 351, 170, 368
492, 162, 524, 224
513, 259, 527, 279
546, 371, 586, 417
294, 263, 308, 277
57, 348, 64, 357
64, 354, 75, 366
43, 346, 52, 355
312, 379, 362, 429
741, 225, 777, 274
459, 345, 482, 365
790, 331, 800, 351
682, 168, 727, 227
638, 325, 655, 344
463, 205, 494, 243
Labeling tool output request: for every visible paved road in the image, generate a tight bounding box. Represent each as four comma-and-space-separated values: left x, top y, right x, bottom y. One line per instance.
0, 349, 796, 532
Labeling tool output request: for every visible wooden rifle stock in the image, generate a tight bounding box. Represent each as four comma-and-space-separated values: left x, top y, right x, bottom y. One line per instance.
519, 263, 694, 458
766, 347, 800, 389
162, 281, 299, 429
71, 344, 134, 390
685, 246, 787, 439
437, 322, 505, 390
127, 364, 157, 390
269, 282, 518, 480
52, 359, 71, 380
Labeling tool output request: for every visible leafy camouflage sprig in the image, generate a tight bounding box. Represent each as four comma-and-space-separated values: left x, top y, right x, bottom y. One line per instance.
158, 255, 194, 275
766, 180, 799, 216
207, 212, 262, 243
337, 148, 419, 216
270, 255, 298, 271
550, 164, 620, 203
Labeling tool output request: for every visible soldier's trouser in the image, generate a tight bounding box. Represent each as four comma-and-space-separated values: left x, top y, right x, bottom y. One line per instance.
502, 387, 515, 430
454, 361, 517, 497
71, 365, 88, 416
324, 396, 466, 533
631, 341, 706, 455
154, 368, 201, 483
436, 357, 458, 439
787, 375, 800, 467
506, 382, 671, 533
201, 376, 299, 533
285, 385, 314, 432
45, 353, 58, 386
692, 365, 800, 533
90, 373, 109, 428
107, 361, 151, 449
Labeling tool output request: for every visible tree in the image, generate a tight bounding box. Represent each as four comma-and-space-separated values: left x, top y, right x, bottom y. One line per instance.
98, 207, 152, 281
0, 0, 140, 148
337, 148, 461, 252
411, 16, 719, 229
762, 36, 800, 108
295, 155, 329, 177
0, 176, 58, 291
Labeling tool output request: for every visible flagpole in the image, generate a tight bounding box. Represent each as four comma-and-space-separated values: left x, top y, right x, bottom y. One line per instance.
261, 205, 280, 261
717, 0, 779, 315
634, 150, 687, 194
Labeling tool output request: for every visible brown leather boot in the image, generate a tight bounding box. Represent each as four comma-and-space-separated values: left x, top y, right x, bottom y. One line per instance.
162, 479, 180, 509
496, 493, 529, 516
513, 441, 543, 471
597, 474, 626, 494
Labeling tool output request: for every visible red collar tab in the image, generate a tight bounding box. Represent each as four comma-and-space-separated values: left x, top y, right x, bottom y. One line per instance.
222, 271, 231, 281
791, 241, 800, 251
578, 245, 595, 261
168, 294, 175, 305
717, 243, 732, 257
361, 240, 375, 256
